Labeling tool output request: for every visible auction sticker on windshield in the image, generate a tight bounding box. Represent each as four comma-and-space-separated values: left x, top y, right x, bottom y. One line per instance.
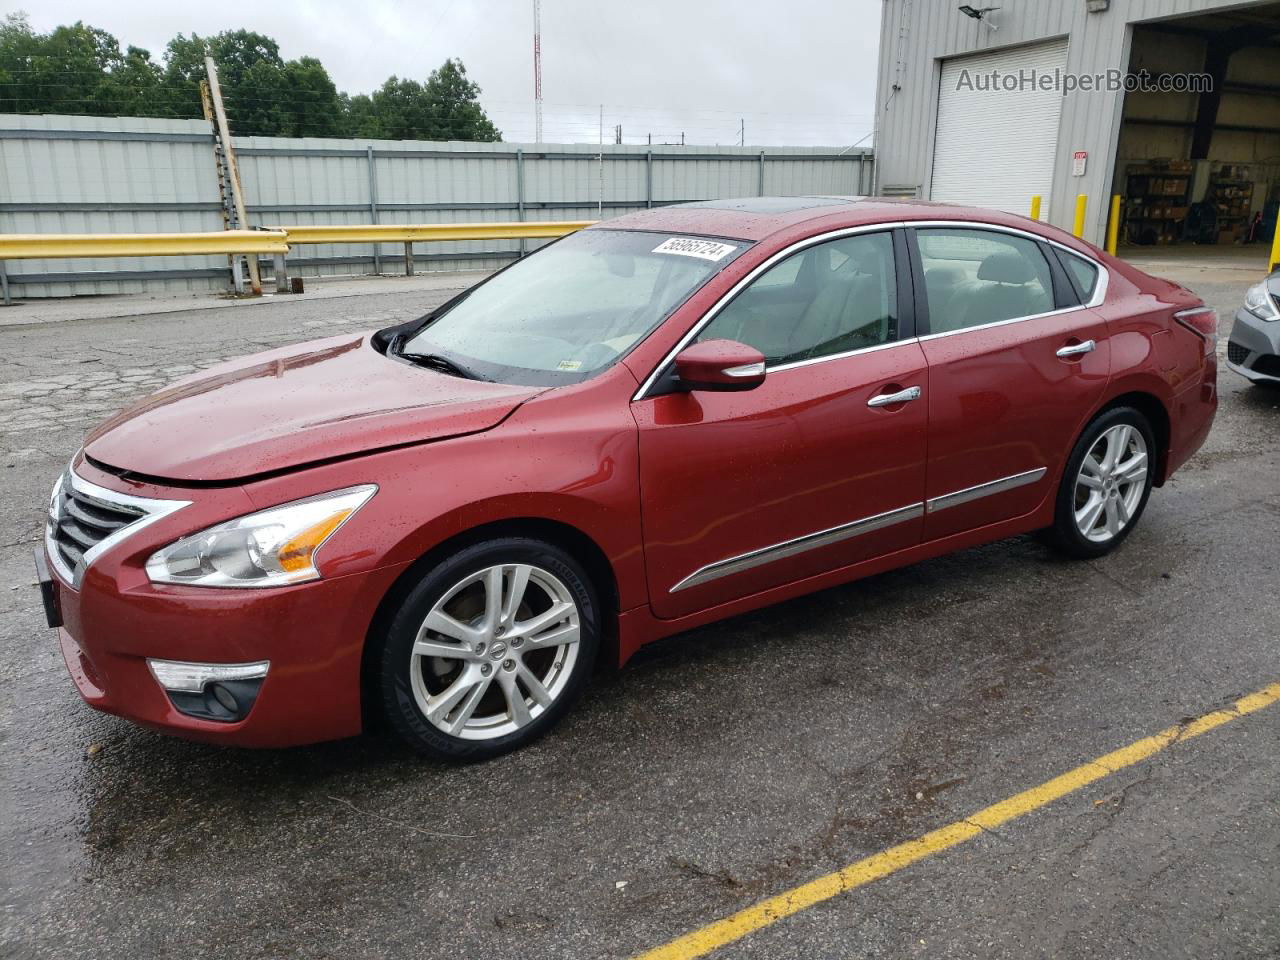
652, 237, 738, 261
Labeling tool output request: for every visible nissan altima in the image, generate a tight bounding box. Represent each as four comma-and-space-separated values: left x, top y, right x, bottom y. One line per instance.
36, 197, 1218, 759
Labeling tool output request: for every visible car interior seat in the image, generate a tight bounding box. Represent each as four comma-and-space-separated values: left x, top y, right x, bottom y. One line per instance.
958, 251, 1045, 329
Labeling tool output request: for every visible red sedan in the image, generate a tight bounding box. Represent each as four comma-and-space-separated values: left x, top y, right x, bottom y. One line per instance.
36, 197, 1218, 759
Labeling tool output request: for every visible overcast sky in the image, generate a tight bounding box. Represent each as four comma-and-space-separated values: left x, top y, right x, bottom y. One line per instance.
13, 0, 881, 146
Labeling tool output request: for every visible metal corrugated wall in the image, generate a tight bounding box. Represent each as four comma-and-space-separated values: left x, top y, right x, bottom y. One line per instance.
0, 115, 873, 298
873, 0, 1266, 243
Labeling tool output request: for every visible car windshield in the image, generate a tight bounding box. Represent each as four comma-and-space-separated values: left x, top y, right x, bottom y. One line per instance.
398, 229, 748, 386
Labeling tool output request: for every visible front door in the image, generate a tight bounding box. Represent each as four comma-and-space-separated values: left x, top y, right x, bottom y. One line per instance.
632, 229, 930, 619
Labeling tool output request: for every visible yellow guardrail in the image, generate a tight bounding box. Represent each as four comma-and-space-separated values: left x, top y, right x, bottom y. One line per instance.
0, 229, 290, 260
279, 220, 595, 245
0, 221, 597, 303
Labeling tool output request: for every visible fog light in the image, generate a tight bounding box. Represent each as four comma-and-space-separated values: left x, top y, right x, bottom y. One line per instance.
148, 659, 268, 723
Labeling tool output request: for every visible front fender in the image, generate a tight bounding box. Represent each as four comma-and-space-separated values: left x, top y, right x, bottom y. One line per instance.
240, 385, 648, 612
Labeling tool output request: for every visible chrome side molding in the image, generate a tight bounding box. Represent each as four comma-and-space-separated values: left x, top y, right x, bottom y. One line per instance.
669, 501, 924, 593
925, 466, 1047, 514
669, 466, 1049, 593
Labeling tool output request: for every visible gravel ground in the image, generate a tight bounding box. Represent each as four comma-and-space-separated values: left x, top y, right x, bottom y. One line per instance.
1, 265, 1277, 960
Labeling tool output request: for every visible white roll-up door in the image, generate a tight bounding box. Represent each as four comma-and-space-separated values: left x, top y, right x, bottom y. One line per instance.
930, 39, 1069, 218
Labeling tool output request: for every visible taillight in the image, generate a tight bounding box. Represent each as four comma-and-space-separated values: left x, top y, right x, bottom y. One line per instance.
1174, 306, 1217, 356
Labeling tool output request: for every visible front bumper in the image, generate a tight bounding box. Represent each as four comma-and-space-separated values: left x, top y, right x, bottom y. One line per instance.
1226, 308, 1280, 383
43, 462, 409, 748
52, 560, 406, 747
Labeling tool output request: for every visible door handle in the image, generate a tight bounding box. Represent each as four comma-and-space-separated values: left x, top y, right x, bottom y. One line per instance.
1056, 339, 1096, 358
867, 385, 921, 408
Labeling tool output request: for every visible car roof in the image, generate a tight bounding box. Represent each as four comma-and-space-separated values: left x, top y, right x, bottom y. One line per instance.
592, 196, 1056, 243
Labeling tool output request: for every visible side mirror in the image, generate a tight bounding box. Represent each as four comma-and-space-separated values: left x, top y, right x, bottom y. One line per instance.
673, 339, 767, 392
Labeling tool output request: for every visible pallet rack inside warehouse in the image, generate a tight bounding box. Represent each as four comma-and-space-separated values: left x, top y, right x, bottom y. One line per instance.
1123, 162, 1191, 245
1204, 167, 1255, 245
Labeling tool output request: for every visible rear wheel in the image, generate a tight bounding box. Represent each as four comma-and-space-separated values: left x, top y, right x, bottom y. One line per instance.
378, 538, 599, 760
1047, 407, 1155, 559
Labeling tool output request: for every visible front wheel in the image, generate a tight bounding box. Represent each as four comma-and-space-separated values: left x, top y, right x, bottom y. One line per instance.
1046, 406, 1156, 559
377, 538, 599, 760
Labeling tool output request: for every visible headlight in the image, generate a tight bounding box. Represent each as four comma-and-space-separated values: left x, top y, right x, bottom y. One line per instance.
1244, 282, 1280, 321
146, 485, 376, 588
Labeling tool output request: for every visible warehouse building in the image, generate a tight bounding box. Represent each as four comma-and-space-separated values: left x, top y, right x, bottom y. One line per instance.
873, 0, 1280, 261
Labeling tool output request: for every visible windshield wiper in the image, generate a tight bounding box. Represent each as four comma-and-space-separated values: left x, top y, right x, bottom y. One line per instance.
398, 351, 488, 381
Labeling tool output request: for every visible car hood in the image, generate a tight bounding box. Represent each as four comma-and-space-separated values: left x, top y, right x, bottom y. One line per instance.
84, 333, 543, 483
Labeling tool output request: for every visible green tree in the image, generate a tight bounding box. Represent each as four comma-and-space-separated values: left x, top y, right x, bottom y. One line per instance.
158, 30, 344, 137
350, 59, 500, 141
0, 15, 163, 116
280, 56, 343, 137
0, 19, 500, 142
421, 59, 500, 141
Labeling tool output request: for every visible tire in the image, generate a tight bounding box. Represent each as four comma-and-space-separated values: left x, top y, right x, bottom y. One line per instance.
377, 537, 600, 760
1046, 406, 1156, 560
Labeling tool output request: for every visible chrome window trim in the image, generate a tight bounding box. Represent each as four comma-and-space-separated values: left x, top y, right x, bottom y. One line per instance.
669, 501, 924, 593
925, 467, 1047, 513
767, 336, 918, 373
915, 304, 1081, 343
668, 465, 1049, 593
46, 465, 190, 589
632, 222, 909, 401
632, 218, 1110, 401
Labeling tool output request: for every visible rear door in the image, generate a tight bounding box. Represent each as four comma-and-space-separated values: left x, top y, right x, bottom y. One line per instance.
633, 228, 929, 619
910, 226, 1110, 541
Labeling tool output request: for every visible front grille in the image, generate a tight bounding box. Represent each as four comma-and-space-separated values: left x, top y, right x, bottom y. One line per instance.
1227, 340, 1251, 366
46, 469, 188, 587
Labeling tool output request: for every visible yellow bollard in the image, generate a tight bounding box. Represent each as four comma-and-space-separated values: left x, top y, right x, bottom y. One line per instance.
1270, 214, 1280, 274
1029, 195, 1042, 221
1106, 195, 1121, 256
1073, 194, 1088, 239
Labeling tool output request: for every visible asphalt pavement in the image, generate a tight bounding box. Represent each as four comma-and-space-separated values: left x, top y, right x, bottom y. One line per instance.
1, 264, 1277, 959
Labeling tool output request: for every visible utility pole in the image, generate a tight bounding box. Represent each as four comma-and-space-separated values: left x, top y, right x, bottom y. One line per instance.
204, 56, 260, 295
598, 104, 604, 216
532, 0, 543, 143
615, 124, 622, 145
739, 118, 745, 147
200, 79, 243, 294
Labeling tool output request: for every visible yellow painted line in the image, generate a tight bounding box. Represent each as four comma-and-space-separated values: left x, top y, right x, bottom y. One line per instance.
635, 681, 1280, 960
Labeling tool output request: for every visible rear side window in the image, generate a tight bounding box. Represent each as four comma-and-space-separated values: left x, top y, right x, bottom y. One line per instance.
1059, 251, 1100, 303
916, 228, 1054, 334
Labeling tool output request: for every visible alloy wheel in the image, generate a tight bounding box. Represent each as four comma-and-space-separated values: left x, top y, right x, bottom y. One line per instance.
1073, 423, 1149, 543
409, 563, 581, 741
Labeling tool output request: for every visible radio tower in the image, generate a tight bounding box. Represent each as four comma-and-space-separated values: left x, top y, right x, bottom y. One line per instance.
533, 0, 544, 143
